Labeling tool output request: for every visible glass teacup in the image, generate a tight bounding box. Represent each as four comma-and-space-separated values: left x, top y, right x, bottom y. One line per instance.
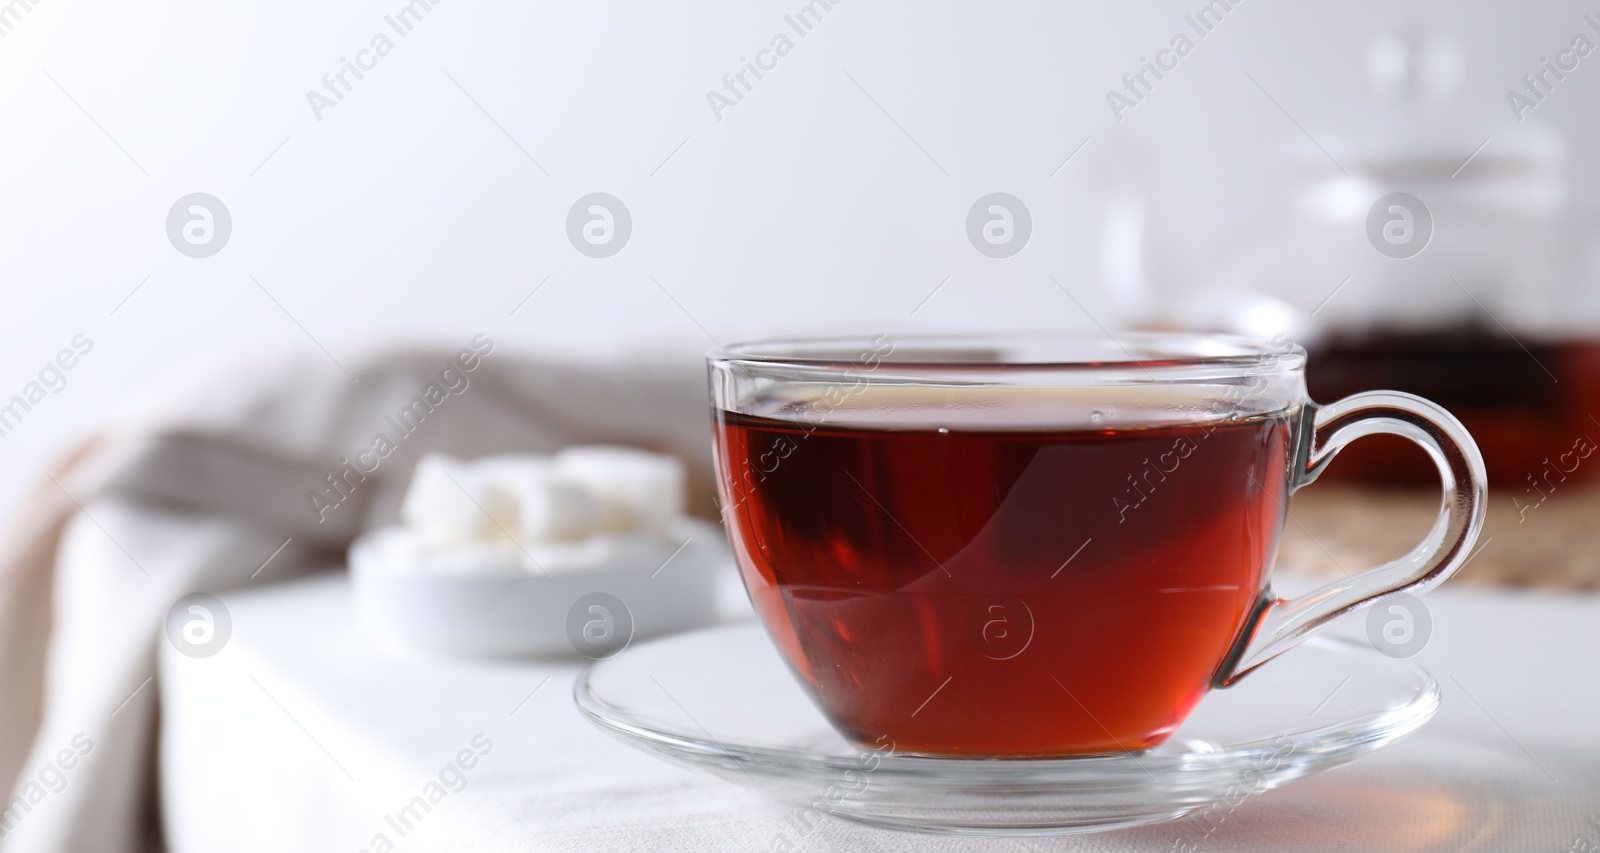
708, 333, 1486, 757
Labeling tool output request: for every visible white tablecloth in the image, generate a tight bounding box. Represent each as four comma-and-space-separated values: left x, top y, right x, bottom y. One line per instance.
159, 572, 1600, 852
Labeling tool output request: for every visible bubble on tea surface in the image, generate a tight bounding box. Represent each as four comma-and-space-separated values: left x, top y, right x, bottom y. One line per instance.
1089, 411, 1105, 426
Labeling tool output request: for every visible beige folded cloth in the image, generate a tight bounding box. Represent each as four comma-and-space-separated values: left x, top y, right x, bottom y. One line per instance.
0, 339, 714, 852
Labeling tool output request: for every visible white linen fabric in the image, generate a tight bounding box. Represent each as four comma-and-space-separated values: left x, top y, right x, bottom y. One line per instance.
0, 340, 718, 852
160, 575, 1600, 853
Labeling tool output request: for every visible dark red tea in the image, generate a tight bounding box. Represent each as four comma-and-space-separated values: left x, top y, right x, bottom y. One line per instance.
714, 406, 1292, 756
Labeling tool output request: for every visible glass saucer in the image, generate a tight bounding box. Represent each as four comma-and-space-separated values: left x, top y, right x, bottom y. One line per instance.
574, 623, 1438, 836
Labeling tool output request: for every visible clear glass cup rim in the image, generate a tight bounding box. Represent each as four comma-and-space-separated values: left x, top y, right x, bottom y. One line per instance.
709, 331, 1307, 376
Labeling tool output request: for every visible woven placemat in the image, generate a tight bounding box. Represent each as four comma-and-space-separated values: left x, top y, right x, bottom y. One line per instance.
1278, 483, 1600, 589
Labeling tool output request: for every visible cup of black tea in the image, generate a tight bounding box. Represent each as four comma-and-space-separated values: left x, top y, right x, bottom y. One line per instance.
708, 333, 1486, 757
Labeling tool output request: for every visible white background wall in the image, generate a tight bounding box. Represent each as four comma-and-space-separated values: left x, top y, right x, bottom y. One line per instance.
2, 0, 1598, 519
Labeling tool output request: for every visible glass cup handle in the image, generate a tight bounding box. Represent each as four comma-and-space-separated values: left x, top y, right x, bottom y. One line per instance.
1220, 391, 1488, 685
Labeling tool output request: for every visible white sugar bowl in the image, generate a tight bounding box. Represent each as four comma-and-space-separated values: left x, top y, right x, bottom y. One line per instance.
350, 447, 731, 658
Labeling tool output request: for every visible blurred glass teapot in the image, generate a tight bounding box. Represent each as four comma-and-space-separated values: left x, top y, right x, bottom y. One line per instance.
1111, 29, 1600, 489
